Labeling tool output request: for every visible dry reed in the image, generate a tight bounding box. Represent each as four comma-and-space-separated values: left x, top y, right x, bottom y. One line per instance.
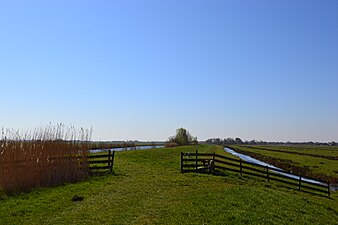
0, 123, 92, 194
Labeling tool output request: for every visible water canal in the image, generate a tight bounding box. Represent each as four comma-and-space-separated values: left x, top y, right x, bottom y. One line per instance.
223, 147, 336, 190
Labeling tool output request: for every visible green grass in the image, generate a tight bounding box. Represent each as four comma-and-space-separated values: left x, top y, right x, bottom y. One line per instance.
1, 144, 337, 225
243, 145, 338, 158
232, 145, 338, 182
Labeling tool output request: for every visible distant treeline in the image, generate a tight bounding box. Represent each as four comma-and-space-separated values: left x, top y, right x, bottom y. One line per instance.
87, 141, 165, 150
205, 138, 337, 146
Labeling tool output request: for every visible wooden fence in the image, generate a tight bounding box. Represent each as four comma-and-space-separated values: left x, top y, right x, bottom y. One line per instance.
181, 151, 331, 197
88, 150, 115, 174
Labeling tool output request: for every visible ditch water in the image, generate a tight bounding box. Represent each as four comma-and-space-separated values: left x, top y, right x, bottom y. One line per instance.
223, 147, 338, 191
90, 145, 164, 153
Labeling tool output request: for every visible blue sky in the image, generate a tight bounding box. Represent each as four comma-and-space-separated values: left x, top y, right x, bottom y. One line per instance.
0, 0, 337, 142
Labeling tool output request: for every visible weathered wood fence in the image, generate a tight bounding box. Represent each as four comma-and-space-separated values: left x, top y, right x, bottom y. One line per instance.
88, 150, 115, 174
181, 151, 331, 197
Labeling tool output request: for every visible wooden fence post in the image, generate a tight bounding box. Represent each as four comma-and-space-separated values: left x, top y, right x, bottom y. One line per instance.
240, 159, 242, 176
110, 150, 115, 173
208, 152, 215, 174
328, 181, 330, 198
180, 152, 183, 173
266, 166, 269, 182
108, 150, 111, 171
108, 150, 114, 173
195, 150, 198, 172
212, 152, 215, 174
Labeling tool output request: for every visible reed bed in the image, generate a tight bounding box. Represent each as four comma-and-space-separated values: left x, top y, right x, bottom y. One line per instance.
0, 124, 91, 194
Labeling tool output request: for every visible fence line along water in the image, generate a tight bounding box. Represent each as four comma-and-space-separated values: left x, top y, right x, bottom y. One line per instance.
223, 147, 328, 186
181, 151, 331, 198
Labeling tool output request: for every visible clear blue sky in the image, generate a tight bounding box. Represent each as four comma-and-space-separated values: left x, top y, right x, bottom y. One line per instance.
1, 0, 337, 142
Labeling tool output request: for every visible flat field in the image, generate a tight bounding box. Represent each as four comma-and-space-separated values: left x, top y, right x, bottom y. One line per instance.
0, 145, 337, 225
237, 145, 338, 158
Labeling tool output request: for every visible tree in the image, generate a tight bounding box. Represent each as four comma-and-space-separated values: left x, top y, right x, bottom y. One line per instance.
168, 128, 197, 146
235, 137, 243, 144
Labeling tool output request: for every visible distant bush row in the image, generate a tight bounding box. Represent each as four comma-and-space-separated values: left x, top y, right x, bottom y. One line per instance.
205, 137, 337, 146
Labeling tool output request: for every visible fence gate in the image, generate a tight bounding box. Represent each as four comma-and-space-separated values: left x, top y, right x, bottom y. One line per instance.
88, 150, 115, 174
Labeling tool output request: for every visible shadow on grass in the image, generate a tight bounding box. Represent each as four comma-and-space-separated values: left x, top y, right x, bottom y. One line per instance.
89, 171, 118, 177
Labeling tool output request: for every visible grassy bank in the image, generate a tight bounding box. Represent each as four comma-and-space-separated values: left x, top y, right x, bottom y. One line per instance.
1, 145, 337, 225
230, 145, 338, 183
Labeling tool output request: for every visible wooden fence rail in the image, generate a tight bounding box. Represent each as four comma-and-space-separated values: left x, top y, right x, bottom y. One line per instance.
88, 150, 115, 174
181, 151, 330, 198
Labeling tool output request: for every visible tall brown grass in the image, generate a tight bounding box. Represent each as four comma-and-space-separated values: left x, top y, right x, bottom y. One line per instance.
0, 124, 91, 194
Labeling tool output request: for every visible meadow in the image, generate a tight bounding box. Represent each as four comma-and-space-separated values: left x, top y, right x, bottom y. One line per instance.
229, 145, 338, 184
241, 145, 338, 159
1, 145, 337, 225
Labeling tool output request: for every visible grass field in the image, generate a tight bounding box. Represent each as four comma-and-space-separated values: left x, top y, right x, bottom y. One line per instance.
230, 145, 338, 184
1, 145, 337, 225
238, 145, 338, 159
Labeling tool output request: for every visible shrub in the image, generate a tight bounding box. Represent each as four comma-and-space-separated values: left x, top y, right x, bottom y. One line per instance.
167, 128, 198, 146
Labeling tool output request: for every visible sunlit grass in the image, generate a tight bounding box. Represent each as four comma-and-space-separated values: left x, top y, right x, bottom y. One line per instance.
246, 145, 338, 157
